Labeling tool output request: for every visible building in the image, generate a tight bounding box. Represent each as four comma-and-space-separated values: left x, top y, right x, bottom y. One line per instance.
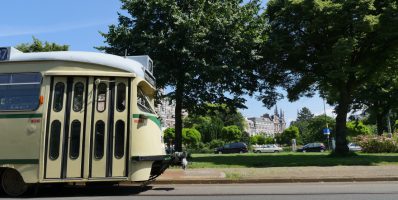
155, 95, 188, 129
245, 105, 286, 137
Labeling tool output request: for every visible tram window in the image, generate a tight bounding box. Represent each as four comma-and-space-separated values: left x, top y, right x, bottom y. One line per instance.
73, 82, 84, 112
97, 83, 107, 112
0, 72, 42, 111
53, 82, 65, 112
137, 87, 154, 113
94, 120, 105, 159
69, 120, 81, 159
114, 120, 125, 159
49, 120, 61, 160
116, 83, 126, 112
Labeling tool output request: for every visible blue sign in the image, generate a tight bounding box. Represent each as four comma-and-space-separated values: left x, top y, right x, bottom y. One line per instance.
323, 128, 330, 135
0, 47, 10, 61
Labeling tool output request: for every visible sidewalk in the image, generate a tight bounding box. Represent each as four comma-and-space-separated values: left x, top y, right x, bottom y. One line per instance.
155, 166, 398, 184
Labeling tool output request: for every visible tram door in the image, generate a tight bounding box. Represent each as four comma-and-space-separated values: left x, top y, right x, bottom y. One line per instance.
90, 77, 129, 178
45, 77, 129, 179
45, 77, 88, 179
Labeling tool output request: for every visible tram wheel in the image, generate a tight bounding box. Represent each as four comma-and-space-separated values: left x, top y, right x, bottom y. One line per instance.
1, 169, 28, 197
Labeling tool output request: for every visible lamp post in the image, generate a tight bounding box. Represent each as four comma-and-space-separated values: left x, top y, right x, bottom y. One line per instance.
323, 98, 330, 150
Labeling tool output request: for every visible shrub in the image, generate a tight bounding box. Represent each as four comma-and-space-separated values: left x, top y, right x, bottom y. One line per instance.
356, 135, 398, 153
209, 139, 225, 149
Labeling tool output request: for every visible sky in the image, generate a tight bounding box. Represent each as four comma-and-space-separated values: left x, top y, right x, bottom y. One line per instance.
0, 0, 335, 125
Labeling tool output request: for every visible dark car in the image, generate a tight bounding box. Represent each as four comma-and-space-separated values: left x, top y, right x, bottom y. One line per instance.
297, 143, 326, 152
214, 142, 248, 154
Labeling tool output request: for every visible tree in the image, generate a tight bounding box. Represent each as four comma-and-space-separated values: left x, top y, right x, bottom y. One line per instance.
302, 115, 336, 145
16, 36, 69, 52
263, 0, 398, 155
346, 120, 372, 138
221, 125, 242, 142
163, 127, 175, 143
98, 0, 266, 152
296, 107, 314, 122
182, 128, 202, 148
354, 64, 398, 135
184, 104, 248, 142
280, 126, 299, 145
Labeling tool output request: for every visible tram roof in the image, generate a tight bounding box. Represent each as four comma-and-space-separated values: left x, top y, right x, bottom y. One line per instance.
5, 49, 147, 77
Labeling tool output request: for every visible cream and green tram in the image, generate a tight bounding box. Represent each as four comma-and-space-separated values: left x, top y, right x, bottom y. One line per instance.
0, 47, 170, 196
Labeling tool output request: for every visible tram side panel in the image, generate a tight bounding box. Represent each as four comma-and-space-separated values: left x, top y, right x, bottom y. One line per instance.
129, 79, 165, 181
0, 69, 48, 183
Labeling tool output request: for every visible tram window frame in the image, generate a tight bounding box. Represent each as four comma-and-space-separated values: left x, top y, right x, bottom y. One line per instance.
137, 87, 155, 114
49, 120, 61, 160
96, 83, 107, 112
53, 82, 65, 112
116, 83, 126, 112
0, 72, 42, 111
69, 120, 81, 160
114, 120, 125, 159
72, 82, 84, 112
94, 120, 105, 159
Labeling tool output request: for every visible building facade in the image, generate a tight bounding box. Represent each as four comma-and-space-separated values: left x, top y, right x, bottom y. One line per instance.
246, 106, 286, 137
155, 96, 188, 129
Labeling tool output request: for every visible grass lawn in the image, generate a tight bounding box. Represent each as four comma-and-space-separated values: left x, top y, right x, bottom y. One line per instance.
188, 152, 398, 168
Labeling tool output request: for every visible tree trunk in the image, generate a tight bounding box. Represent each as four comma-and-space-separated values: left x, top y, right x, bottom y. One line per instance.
334, 90, 350, 155
174, 78, 184, 152
376, 113, 384, 135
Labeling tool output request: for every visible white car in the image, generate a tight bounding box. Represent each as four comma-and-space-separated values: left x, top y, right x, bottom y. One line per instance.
348, 143, 362, 152
253, 144, 283, 153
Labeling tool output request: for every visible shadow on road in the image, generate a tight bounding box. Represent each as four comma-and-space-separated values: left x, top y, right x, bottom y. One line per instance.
0, 184, 167, 198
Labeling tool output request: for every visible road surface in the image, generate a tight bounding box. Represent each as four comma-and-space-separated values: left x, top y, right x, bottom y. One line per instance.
2, 182, 398, 199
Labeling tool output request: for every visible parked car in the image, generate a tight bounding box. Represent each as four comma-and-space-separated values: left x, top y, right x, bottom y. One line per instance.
214, 142, 248, 154
348, 143, 362, 152
253, 144, 283, 153
297, 143, 326, 152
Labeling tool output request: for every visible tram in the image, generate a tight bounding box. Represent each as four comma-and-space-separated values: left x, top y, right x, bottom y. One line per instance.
0, 47, 171, 196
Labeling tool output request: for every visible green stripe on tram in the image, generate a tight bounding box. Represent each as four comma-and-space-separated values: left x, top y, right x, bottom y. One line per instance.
0, 159, 39, 164
0, 113, 43, 119
132, 114, 161, 128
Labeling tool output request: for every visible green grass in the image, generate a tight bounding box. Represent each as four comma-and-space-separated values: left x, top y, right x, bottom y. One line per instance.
188, 152, 398, 168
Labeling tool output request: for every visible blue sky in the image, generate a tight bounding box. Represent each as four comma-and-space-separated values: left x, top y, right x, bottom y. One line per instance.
0, 0, 334, 125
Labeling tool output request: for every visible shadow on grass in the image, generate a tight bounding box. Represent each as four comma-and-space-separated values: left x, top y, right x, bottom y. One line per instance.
190, 153, 398, 168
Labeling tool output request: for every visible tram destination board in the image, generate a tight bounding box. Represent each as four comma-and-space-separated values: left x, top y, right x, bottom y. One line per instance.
0, 47, 10, 61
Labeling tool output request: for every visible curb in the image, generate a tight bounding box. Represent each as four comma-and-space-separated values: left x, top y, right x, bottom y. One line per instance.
154, 177, 398, 184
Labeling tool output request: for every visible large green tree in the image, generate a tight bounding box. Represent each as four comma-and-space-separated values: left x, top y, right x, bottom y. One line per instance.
263, 0, 398, 155
16, 37, 69, 52
98, 0, 266, 152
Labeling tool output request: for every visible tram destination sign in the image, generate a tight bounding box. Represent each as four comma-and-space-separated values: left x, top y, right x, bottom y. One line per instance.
0, 47, 10, 61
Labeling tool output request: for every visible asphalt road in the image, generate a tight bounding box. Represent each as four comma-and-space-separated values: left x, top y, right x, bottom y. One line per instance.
2, 182, 398, 199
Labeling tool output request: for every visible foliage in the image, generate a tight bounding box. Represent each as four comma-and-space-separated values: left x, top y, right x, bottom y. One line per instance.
99, 0, 267, 151
249, 134, 274, 145
356, 135, 398, 153
182, 128, 202, 148
208, 139, 225, 149
279, 126, 299, 145
163, 127, 175, 143
263, 0, 398, 155
184, 104, 247, 143
346, 121, 372, 137
221, 125, 243, 142
296, 107, 314, 122
16, 36, 69, 52
301, 115, 335, 145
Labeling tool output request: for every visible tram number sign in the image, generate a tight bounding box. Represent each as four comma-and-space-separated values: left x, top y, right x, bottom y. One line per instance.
0, 47, 10, 61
